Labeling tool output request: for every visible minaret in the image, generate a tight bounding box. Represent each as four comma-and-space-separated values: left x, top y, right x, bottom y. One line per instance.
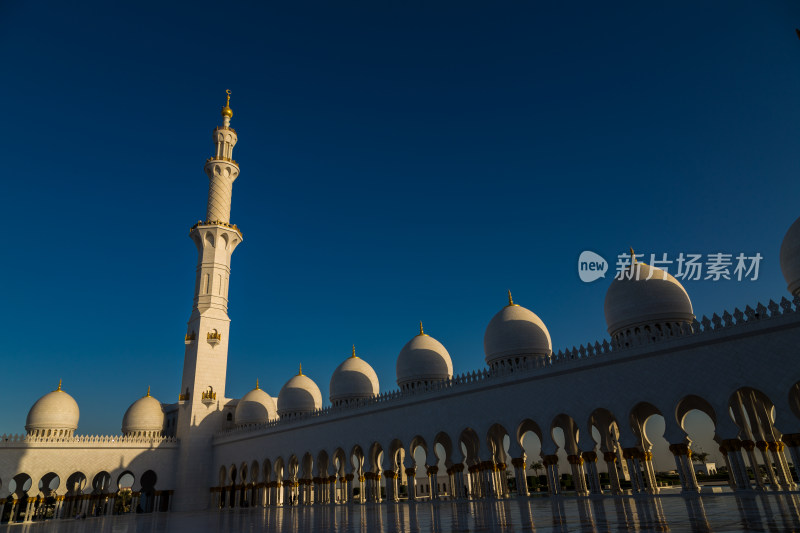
174, 91, 242, 511
179, 89, 241, 406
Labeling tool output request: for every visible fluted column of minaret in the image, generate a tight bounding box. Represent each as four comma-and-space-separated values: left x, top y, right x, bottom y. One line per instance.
204, 89, 239, 223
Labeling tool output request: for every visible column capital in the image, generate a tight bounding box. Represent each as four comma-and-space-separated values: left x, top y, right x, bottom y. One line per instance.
782, 433, 800, 447
581, 451, 598, 462
603, 451, 618, 462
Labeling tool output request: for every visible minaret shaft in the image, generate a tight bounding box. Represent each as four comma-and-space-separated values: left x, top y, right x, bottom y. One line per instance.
174, 92, 241, 512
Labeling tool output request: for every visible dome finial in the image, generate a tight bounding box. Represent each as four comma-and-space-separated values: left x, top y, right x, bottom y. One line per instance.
256, 378, 260, 390
221, 89, 233, 120
507, 289, 515, 306
629, 247, 637, 264
56, 379, 62, 391
351, 344, 357, 358
298, 363, 303, 376
146, 386, 151, 397
419, 321, 426, 336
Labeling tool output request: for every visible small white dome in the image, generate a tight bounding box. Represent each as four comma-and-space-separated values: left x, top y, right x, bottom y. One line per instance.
277, 367, 323, 417
330, 347, 379, 405
396, 325, 453, 391
236, 384, 277, 425
484, 294, 552, 368
780, 216, 800, 296
122, 389, 164, 436
604, 261, 694, 338
26, 382, 79, 436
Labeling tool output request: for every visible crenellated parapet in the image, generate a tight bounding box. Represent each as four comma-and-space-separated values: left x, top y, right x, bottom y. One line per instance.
0, 433, 178, 447
214, 294, 800, 442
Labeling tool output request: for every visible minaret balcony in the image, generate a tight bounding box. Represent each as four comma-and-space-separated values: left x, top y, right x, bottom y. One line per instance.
185, 332, 196, 345
201, 389, 217, 404
189, 220, 242, 236
207, 332, 222, 346
205, 156, 239, 166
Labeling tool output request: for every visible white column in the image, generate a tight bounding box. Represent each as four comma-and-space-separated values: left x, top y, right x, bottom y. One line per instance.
742, 441, 766, 490
770, 441, 796, 490
544, 455, 560, 495
582, 452, 602, 494
405, 469, 416, 501
512, 458, 528, 497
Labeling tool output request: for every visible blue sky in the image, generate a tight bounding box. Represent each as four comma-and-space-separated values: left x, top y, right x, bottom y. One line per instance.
1, 0, 799, 457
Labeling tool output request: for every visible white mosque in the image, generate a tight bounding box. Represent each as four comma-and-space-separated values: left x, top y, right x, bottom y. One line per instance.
2, 92, 800, 524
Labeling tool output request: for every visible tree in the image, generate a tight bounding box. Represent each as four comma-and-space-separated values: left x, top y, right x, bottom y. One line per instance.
691, 451, 709, 463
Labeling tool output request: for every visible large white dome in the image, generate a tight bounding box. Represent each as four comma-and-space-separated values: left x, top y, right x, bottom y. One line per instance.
236, 383, 277, 425
396, 325, 453, 391
780, 216, 800, 296
26, 382, 79, 437
330, 347, 379, 406
122, 389, 164, 436
277, 367, 323, 417
604, 261, 694, 338
484, 293, 552, 369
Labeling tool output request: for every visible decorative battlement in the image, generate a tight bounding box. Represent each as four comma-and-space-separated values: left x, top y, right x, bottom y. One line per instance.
0, 433, 178, 447
214, 294, 800, 441
213, 126, 237, 134
205, 156, 239, 166
189, 220, 242, 235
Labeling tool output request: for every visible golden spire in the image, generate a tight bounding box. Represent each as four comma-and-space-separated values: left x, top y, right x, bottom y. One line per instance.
419, 321, 425, 336
351, 345, 357, 359
221, 89, 233, 119
256, 378, 260, 390
56, 379, 62, 391
507, 289, 516, 306
298, 363, 303, 376
629, 247, 637, 264
146, 386, 151, 397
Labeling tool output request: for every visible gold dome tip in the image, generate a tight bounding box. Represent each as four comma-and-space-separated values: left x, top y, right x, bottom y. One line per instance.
146, 386, 151, 397
256, 378, 260, 390
56, 379, 62, 391
419, 321, 427, 336
298, 363, 303, 376
221, 89, 233, 119
351, 345, 357, 359
507, 289, 517, 307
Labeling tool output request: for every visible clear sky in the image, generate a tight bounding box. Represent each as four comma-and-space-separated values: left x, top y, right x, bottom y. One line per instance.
1, 2, 799, 468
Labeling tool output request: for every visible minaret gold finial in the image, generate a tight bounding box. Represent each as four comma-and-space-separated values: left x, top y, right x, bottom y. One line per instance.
507, 290, 515, 306
146, 386, 151, 397
221, 89, 233, 119
298, 363, 303, 376
419, 321, 425, 336
630, 247, 637, 264
56, 379, 62, 391
256, 378, 260, 390
351, 345, 357, 359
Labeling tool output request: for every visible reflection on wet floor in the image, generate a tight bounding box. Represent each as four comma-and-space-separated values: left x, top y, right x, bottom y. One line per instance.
7, 493, 800, 532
